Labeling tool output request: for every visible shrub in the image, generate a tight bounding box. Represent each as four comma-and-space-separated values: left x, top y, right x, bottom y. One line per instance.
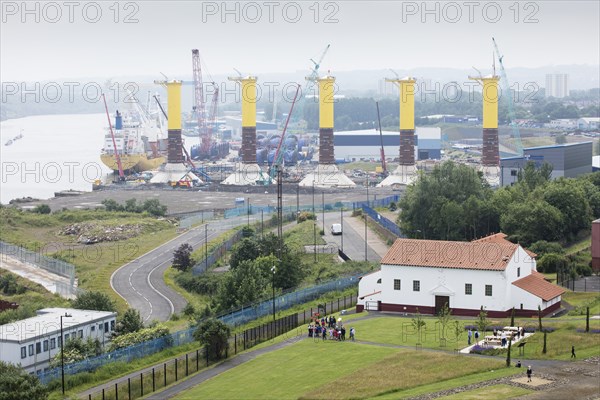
108, 324, 171, 351
297, 211, 316, 223
33, 204, 51, 214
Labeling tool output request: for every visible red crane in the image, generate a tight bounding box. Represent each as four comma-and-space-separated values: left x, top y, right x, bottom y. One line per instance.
192, 49, 210, 156
102, 93, 125, 181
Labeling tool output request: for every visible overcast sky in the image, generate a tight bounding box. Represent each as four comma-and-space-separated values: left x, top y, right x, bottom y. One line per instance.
1, 1, 599, 82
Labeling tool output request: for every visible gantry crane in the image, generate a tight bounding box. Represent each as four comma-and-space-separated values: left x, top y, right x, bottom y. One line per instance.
492, 37, 524, 156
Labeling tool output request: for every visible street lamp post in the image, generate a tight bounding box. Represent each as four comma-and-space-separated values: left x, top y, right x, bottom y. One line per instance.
60, 312, 72, 395
321, 192, 325, 234
271, 266, 276, 324
340, 208, 344, 253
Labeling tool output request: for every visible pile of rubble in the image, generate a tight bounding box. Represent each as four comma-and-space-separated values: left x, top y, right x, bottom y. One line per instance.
60, 223, 144, 244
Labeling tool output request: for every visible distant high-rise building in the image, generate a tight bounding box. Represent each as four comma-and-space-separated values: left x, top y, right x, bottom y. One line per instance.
545, 73, 569, 98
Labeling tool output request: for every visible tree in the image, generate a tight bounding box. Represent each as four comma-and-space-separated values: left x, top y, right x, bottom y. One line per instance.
537, 253, 569, 274
411, 308, 426, 344
529, 240, 564, 256
72, 291, 116, 312
476, 306, 489, 336
172, 243, 194, 272
50, 337, 101, 367
586, 307, 590, 332
543, 179, 592, 238
216, 257, 271, 310
452, 320, 463, 348
542, 331, 547, 354
142, 199, 167, 217
194, 318, 230, 360
500, 200, 564, 245
437, 303, 452, 340
33, 204, 51, 214
115, 308, 143, 336
517, 161, 553, 191
124, 198, 141, 213
229, 238, 260, 270
0, 361, 48, 400
538, 305, 543, 331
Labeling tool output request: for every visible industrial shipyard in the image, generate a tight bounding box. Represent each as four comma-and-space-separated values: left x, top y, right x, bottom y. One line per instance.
2, 2, 600, 399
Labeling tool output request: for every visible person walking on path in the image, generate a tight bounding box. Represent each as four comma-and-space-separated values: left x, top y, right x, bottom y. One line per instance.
527, 365, 533, 382
571, 345, 576, 358
350, 327, 355, 341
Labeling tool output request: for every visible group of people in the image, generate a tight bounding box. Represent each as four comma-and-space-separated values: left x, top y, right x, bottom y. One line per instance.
307, 315, 355, 342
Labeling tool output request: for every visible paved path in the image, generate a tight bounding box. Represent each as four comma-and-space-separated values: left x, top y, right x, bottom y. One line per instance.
110, 215, 258, 323
0, 254, 75, 298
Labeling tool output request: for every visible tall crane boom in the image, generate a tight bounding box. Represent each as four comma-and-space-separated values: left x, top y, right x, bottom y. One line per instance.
492, 37, 524, 156
192, 49, 210, 154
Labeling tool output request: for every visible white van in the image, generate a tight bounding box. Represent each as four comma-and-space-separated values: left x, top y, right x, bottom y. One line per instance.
331, 223, 342, 235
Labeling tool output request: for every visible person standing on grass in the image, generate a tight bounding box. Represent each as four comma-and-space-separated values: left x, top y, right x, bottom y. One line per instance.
571, 345, 576, 358
527, 366, 533, 382
322, 326, 326, 341
350, 327, 355, 341
468, 328, 472, 345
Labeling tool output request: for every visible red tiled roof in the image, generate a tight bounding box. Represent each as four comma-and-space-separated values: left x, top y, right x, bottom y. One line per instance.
381, 238, 518, 271
473, 233, 537, 258
512, 274, 565, 301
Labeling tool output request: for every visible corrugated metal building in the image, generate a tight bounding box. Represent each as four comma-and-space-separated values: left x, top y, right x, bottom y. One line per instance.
500, 142, 593, 186
333, 127, 442, 162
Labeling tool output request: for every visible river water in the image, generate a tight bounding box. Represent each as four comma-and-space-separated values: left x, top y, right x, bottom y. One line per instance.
0, 114, 204, 204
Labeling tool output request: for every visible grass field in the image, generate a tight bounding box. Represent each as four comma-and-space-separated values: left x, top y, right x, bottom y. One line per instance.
174, 340, 509, 400
438, 384, 532, 399
349, 314, 600, 360
563, 291, 600, 316
0, 207, 179, 313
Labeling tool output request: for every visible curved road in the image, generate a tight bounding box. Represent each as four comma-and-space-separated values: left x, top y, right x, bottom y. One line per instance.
111, 215, 256, 323
111, 210, 385, 323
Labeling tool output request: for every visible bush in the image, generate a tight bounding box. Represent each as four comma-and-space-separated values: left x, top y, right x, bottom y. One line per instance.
33, 204, 51, 214
529, 240, 564, 256
72, 291, 116, 312
297, 211, 316, 223
537, 253, 569, 274
108, 324, 171, 351
0, 361, 48, 400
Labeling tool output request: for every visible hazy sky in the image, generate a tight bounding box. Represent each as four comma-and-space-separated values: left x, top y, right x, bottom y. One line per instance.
1, 0, 599, 81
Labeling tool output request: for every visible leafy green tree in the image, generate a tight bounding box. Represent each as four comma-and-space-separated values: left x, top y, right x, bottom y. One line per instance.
229, 238, 260, 270
411, 308, 426, 343
542, 179, 592, 238
398, 161, 496, 240
500, 200, 564, 245
476, 306, 489, 337
0, 361, 48, 400
72, 290, 116, 312
109, 324, 171, 351
172, 243, 194, 272
142, 199, 167, 216
115, 308, 143, 336
517, 161, 553, 191
537, 253, 569, 274
124, 198, 141, 213
538, 305, 543, 331
50, 337, 101, 367
437, 303, 452, 340
194, 318, 230, 360
101, 199, 123, 212
217, 258, 271, 310
529, 240, 564, 256
33, 204, 51, 214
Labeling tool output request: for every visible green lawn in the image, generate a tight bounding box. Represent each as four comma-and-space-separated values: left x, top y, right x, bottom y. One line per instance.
563, 291, 600, 316
348, 314, 600, 361
174, 339, 510, 400
175, 340, 399, 400
438, 384, 533, 399
301, 350, 505, 400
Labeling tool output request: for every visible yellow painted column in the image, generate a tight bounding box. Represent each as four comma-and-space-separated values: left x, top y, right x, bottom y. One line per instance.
318, 76, 335, 129
241, 77, 258, 128
166, 81, 182, 130
481, 77, 499, 129
399, 78, 416, 131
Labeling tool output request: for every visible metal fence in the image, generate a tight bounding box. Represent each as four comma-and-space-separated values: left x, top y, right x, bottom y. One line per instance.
191, 229, 244, 276
179, 211, 215, 230
38, 275, 361, 386
0, 241, 77, 297
361, 205, 405, 238
353, 194, 400, 209
84, 292, 357, 400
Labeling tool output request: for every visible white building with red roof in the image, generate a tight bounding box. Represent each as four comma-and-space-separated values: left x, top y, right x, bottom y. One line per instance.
357, 233, 565, 317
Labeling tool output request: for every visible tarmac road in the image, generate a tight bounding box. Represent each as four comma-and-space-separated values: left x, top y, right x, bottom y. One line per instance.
110, 215, 257, 323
